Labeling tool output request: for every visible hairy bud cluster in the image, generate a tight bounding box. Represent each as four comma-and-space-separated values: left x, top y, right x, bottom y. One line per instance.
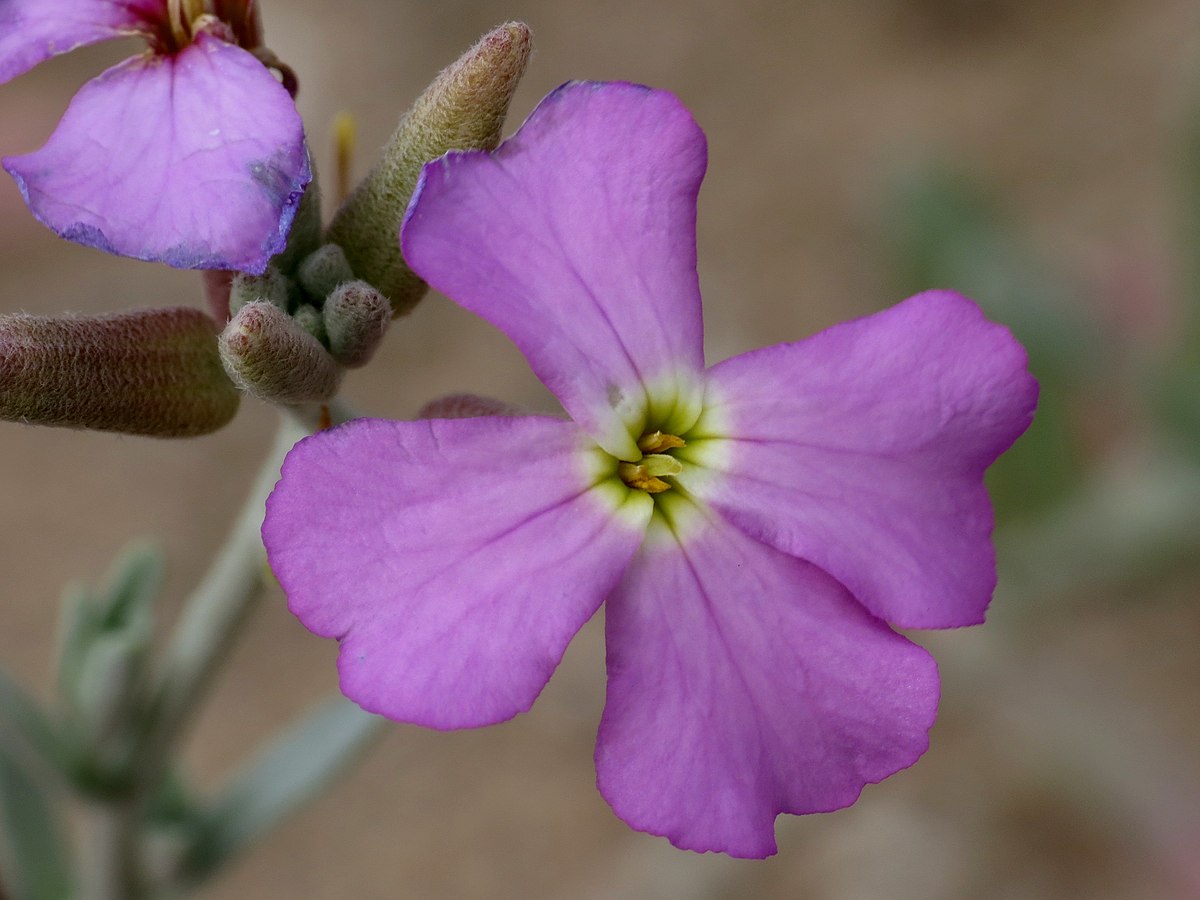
1, 21, 534, 438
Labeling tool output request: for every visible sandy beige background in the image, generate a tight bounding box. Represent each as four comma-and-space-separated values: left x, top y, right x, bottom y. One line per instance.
3, 1, 1200, 897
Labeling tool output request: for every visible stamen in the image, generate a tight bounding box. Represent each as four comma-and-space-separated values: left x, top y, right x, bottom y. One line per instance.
618, 463, 672, 494
167, 0, 190, 49
637, 430, 686, 454
619, 454, 682, 494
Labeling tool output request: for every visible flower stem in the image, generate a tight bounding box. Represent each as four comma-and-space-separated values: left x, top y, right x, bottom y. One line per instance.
80, 800, 142, 900
144, 417, 304, 765
80, 400, 360, 892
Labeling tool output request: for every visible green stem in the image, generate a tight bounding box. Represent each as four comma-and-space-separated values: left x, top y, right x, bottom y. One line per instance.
82, 399, 360, 892
147, 419, 303, 758
80, 800, 140, 900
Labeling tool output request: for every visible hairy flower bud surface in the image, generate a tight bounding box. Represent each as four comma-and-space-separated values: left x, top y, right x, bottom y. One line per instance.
0, 307, 238, 437
219, 301, 340, 404
326, 22, 532, 314
323, 281, 391, 368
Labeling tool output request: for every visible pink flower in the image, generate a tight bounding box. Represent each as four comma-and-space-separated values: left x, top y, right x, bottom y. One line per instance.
262, 82, 1037, 856
0, 1, 309, 272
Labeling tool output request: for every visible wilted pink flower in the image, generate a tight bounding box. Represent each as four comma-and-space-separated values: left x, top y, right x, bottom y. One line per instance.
263, 82, 1037, 856
0, 0, 309, 272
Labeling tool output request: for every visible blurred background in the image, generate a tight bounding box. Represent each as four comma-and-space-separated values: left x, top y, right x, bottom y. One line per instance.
3, 0, 1200, 897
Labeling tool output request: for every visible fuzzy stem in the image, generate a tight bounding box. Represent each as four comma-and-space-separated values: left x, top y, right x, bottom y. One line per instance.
80, 399, 359, 891
145, 420, 301, 760
80, 800, 142, 900
134, 397, 357, 769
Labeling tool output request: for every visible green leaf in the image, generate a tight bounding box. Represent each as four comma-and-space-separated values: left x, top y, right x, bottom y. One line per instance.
882, 166, 1104, 384
880, 166, 1107, 520
0, 668, 63, 772
55, 543, 162, 712
1147, 361, 1200, 468
179, 696, 384, 885
0, 743, 73, 900
96, 542, 164, 630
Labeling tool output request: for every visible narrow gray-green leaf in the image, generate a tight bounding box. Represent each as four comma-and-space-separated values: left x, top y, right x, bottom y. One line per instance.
0, 668, 62, 770
98, 542, 164, 629
0, 744, 73, 900
180, 696, 384, 883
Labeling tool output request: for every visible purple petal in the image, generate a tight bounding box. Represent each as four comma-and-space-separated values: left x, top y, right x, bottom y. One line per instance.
3, 32, 309, 273
596, 500, 939, 858
263, 415, 652, 729
402, 81, 708, 460
0, 0, 162, 83
678, 290, 1038, 629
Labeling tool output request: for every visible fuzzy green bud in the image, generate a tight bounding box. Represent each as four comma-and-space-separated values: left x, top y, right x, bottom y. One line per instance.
296, 243, 354, 302
219, 301, 341, 404
292, 303, 328, 345
326, 22, 532, 315
0, 308, 239, 437
229, 265, 291, 316
323, 280, 391, 368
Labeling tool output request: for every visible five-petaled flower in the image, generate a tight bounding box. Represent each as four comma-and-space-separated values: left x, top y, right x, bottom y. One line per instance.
263, 82, 1037, 857
0, 0, 309, 272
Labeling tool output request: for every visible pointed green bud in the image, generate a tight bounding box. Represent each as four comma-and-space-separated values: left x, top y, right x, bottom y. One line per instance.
292, 303, 328, 345
0, 308, 239, 437
326, 22, 532, 315
229, 265, 291, 316
296, 243, 354, 302
323, 280, 391, 368
219, 301, 341, 404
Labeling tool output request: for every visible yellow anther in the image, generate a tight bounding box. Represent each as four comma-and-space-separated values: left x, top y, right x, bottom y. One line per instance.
637, 430, 686, 454
618, 462, 672, 494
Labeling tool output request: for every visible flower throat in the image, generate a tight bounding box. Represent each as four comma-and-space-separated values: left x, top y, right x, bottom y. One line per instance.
618, 430, 686, 494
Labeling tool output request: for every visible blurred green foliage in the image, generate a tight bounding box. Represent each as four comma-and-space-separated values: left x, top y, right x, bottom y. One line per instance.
882, 167, 1112, 522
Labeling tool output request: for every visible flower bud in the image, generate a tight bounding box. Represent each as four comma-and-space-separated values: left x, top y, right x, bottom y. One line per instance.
229, 265, 291, 316
417, 393, 523, 418
326, 22, 532, 315
296, 243, 354, 301
323, 281, 391, 368
292, 303, 327, 344
0, 308, 239, 437
219, 301, 341, 404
